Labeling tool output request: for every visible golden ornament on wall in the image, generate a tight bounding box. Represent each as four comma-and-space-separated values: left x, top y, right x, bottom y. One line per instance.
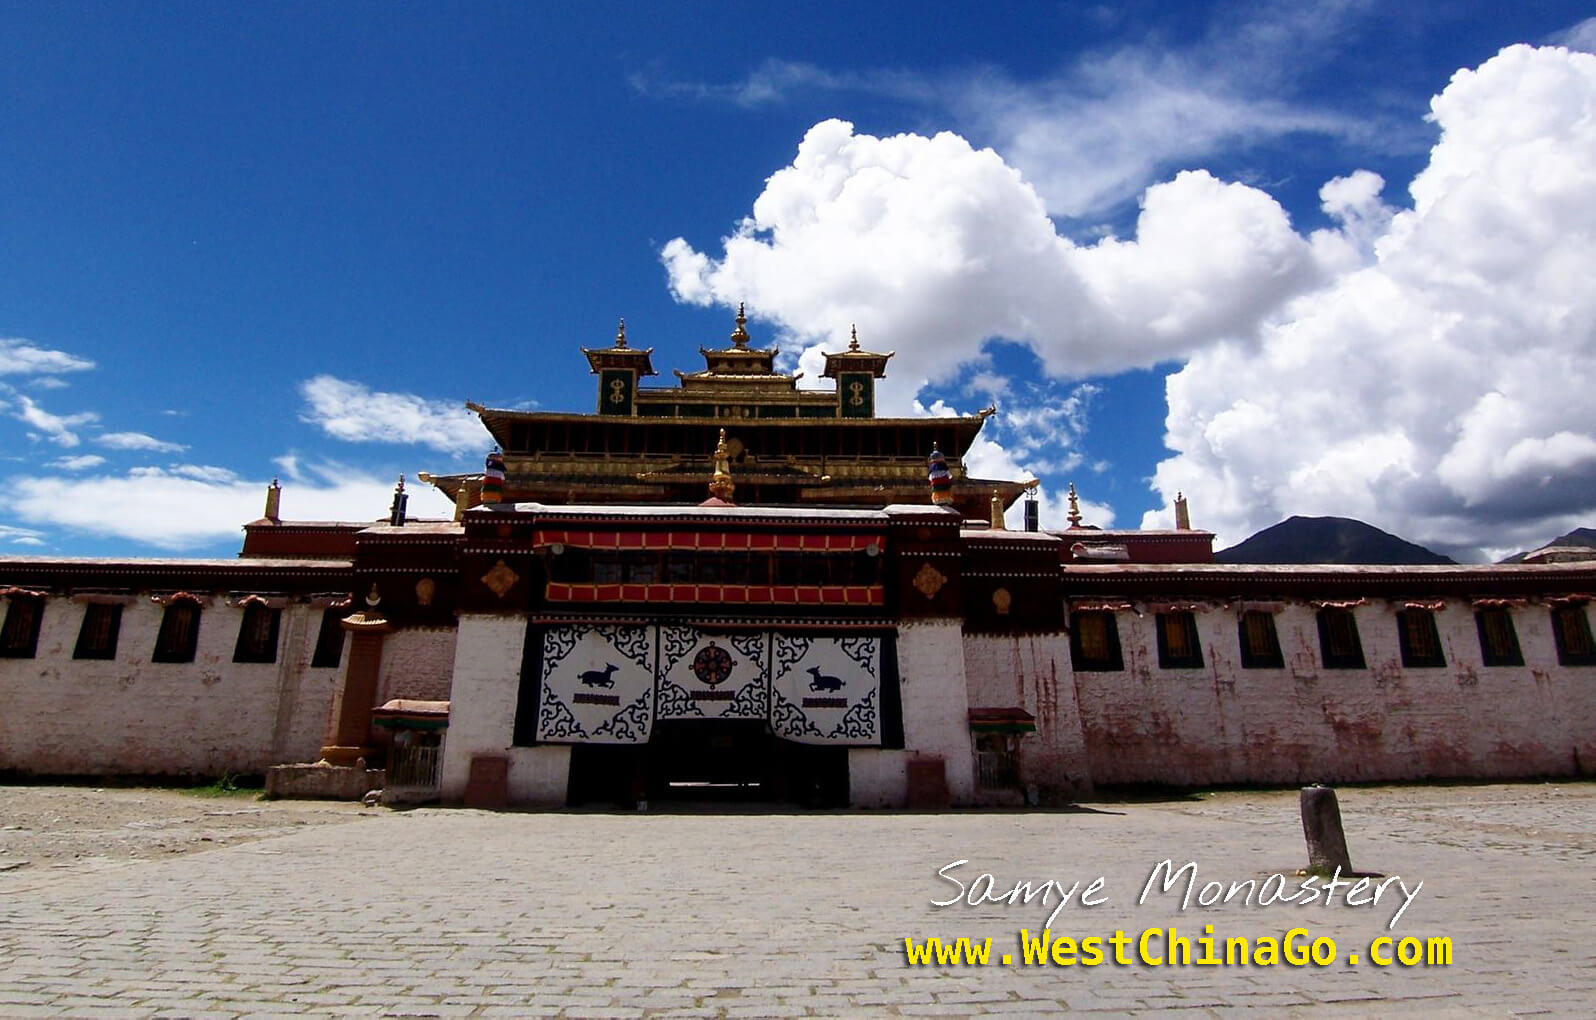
481, 560, 519, 599
414, 577, 436, 606
992, 587, 1012, 615
912, 562, 947, 599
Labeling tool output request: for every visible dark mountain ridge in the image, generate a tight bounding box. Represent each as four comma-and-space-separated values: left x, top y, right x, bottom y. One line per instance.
1215, 515, 1456, 565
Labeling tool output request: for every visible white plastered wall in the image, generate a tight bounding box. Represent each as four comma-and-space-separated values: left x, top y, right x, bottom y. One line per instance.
0, 597, 339, 776
1075, 600, 1596, 787
437, 614, 572, 804
888, 619, 976, 804
962, 631, 1092, 799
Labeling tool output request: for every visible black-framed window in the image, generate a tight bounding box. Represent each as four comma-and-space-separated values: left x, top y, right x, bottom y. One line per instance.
310, 609, 348, 668
73, 603, 123, 660
1316, 607, 1365, 669
1156, 612, 1204, 669
0, 596, 44, 659
1397, 609, 1446, 668
152, 600, 202, 663
1551, 604, 1596, 666
233, 603, 280, 664
1070, 610, 1123, 672
1237, 610, 1284, 669
1474, 608, 1523, 667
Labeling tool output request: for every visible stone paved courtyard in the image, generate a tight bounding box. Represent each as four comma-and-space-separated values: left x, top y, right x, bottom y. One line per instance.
2, 781, 1593, 1016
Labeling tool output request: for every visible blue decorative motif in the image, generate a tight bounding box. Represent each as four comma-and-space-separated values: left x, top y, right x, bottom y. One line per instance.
656, 678, 704, 719
728, 676, 767, 719
592, 689, 653, 742
828, 688, 879, 742
540, 627, 580, 684
691, 642, 735, 686
770, 688, 824, 740
838, 635, 878, 678
773, 633, 810, 677
602, 625, 653, 669
659, 624, 698, 673
538, 687, 587, 740
729, 632, 766, 669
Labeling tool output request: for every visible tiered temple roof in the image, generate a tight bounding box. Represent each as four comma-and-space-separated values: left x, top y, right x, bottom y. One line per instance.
423, 307, 1032, 518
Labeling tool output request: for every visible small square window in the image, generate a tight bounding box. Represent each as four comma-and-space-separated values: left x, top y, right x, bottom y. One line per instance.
1156, 612, 1204, 669
1237, 610, 1284, 669
1070, 611, 1123, 672
0, 596, 44, 659
1551, 604, 1596, 666
1475, 608, 1523, 667
73, 603, 123, 660
1397, 609, 1446, 668
153, 600, 202, 663
310, 609, 347, 668
1317, 607, 1366, 669
233, 603, 280, 664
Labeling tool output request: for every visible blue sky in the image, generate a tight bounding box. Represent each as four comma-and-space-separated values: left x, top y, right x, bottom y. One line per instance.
3, 2, 1594, 561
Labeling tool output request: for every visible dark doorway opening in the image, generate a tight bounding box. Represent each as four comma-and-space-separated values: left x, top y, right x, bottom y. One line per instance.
564, 722, 848, 808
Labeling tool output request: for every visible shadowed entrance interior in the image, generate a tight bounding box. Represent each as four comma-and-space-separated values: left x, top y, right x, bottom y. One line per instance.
565, 720, 848, 807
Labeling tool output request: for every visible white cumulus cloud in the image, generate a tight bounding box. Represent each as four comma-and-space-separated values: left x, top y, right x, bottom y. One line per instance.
1, 462, 454, 550
662, 119, 1333, 414
299, 375, 489, 455
13, 395, 97, 447
49, 454, 107, 471
0, 337, 95, 376
96, 431, 187, 453
1144, 44, 1596, 559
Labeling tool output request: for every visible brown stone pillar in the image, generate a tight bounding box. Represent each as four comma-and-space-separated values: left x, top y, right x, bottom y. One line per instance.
320, 610, 392, 767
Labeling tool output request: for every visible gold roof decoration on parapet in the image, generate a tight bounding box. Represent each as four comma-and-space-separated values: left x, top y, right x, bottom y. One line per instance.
677, 302, 793, 386
582, 317, 658, 376
707, 427, 735, 503
821, 323, 894, 379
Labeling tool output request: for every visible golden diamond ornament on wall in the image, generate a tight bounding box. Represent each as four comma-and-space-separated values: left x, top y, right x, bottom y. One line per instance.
912, 562, 947, 599
481, 560, 519, 598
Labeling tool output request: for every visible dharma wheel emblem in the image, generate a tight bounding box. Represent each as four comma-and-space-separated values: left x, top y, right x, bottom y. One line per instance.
691, 641, 735, 687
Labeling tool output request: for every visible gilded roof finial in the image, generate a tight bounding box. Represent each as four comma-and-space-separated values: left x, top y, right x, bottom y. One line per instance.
615, 318, 627, 349
849, 324, 860, 352
1067, 482, 1083, 528
709, 427, 735, 502
990, 490, 1005, 530
1174, 491, 1191, 530
730, 302, 750, 349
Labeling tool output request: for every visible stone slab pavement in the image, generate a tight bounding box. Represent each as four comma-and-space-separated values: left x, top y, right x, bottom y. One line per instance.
2, 782, 1593, 1017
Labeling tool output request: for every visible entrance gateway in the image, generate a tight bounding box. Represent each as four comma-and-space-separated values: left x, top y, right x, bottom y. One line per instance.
518, 622, 900, 806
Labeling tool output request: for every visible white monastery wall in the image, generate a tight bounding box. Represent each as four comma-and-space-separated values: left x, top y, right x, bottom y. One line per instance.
437, 614, 530, 802
376, 626, 458, 704
1076, 600, 1596, 787
267, 605, 342, 765
847, 749, 910, 808
963, 632, 1092, 798
0, 598, 338, 776
894, 620, 975, 804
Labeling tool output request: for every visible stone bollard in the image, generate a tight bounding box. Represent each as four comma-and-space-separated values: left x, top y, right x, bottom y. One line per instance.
1300, 785, 1353, 874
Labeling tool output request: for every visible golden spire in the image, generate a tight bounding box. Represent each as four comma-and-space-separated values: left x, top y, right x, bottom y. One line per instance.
849, 324, 860, 352
1067, 482, 1083, 527
615, 318, 627, 349
990, 490, 1005, 530
1174, 491, 1191, 530
709, 427, 735, 502
730, 302, 750, 349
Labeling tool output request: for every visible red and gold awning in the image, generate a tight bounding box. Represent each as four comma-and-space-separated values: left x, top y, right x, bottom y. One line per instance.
534, 530, 882, 553
546, 582, 884, 606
